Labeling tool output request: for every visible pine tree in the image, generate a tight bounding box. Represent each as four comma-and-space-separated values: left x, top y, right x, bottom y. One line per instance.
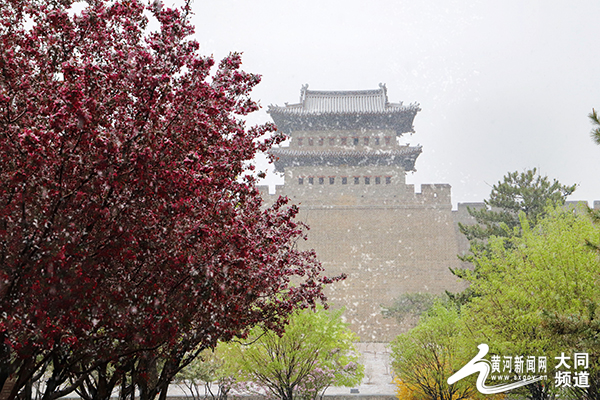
589, 108, 600, 145
458, 168, 576, 243
449, 169, 575, 306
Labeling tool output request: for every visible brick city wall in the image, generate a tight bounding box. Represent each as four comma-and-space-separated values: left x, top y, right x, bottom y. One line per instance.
260, 183, 469, 342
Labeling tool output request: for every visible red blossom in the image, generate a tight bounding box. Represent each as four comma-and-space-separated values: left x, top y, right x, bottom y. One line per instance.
0, 0, 342, 399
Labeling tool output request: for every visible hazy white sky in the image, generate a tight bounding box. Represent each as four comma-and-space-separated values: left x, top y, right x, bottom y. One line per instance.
187, 0, 600, 208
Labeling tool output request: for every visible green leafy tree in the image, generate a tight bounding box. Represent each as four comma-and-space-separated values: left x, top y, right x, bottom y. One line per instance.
173, 346, 240, 400
541, 208, 600, 400
231, 307, 363, 400
587, 108, 600, 259
459, 207, 600, 400
542, 307, 600, 400
390, 302, 477, 400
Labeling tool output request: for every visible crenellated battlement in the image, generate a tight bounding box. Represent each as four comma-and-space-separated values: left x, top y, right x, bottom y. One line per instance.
256, 185, 270, 198
413, 183, 452, 205
259, 181, 453, 208
260, 183, 600, 214
565, 200, 600, 209
455, 199, 600, 214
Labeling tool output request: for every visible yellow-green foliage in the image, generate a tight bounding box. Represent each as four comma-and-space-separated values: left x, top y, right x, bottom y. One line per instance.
461, 206, 600, 359
393, 376, 506, 400
459, 206, 600, 398
231, 306, 364, 400
391, 303, 477, 400
394, 377, 425, 400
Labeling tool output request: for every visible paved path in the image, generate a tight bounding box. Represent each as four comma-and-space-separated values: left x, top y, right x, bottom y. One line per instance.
325, 343, 396, 396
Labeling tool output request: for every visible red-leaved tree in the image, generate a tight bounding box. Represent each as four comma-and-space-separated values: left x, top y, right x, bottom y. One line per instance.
0, 1, 341, 399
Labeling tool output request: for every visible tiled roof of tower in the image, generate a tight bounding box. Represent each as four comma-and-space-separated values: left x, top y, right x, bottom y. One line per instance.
268, 84, 420, 136
269, 146, 422, 172
268, 83, 419, 115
